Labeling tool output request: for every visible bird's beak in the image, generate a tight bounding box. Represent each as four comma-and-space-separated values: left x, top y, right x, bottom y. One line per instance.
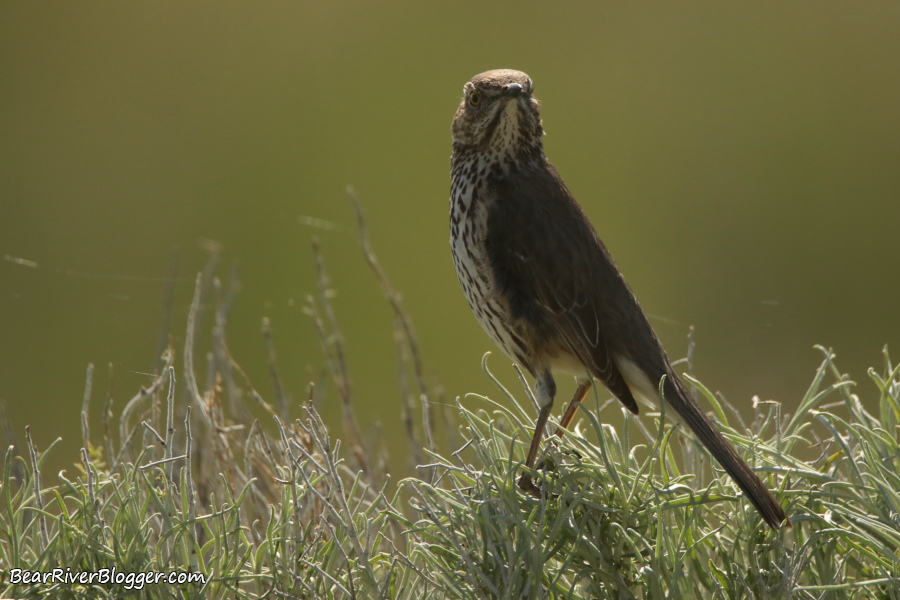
501, 83, 525, 98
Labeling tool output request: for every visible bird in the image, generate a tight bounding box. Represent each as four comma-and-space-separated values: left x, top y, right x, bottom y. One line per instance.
449, 69, 788, 529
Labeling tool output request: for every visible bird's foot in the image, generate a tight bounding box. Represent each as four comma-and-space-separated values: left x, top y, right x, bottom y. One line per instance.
517, 473, 542, 497
518, 470, 564, 501
535, 444, 582, 471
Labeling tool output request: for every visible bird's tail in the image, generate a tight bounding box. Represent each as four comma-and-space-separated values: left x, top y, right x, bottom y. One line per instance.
663, 373, 789, 530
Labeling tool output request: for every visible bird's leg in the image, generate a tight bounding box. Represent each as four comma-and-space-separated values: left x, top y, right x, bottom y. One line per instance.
529, 380, 592, 482
556, 380, 592, 435
518, 370, 556, 495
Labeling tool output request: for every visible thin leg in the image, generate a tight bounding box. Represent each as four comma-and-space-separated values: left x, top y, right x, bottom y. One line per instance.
522, 379, 592, 493
518, 402, 553, 494
556, 380, 591, 436
518, 370, 556, 494
524, 402, 553, 470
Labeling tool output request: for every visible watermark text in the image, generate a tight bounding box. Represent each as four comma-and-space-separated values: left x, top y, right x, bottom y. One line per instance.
5, 568, 205, 591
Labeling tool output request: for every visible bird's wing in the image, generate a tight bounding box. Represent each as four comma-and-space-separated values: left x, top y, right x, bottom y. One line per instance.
486, 162, 789, 528
485, 161, 643, 413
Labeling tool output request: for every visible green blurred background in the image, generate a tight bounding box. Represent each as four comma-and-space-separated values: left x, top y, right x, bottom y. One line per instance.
2, 2, 898, 479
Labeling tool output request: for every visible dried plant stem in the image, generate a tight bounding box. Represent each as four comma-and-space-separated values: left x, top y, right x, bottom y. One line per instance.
347, 187, 427, 399
347, 187, 432, 474
261, 317, 288, 420
25, 426, 49, 549
165, 365, 176, 481
80, 363, 93, 450
311, 238, 364, 459
102, 362, 115, 469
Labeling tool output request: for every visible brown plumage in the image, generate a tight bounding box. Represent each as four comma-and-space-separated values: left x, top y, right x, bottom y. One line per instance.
449, 69, 788, 529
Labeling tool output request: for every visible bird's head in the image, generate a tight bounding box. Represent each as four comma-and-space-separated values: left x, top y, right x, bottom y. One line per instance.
451, 69, 544, 166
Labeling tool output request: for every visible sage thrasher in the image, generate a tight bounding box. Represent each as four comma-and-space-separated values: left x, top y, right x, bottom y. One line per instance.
449, 69, 787, 529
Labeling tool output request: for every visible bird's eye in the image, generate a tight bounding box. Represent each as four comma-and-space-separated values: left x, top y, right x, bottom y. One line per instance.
469, 92, 481, 107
